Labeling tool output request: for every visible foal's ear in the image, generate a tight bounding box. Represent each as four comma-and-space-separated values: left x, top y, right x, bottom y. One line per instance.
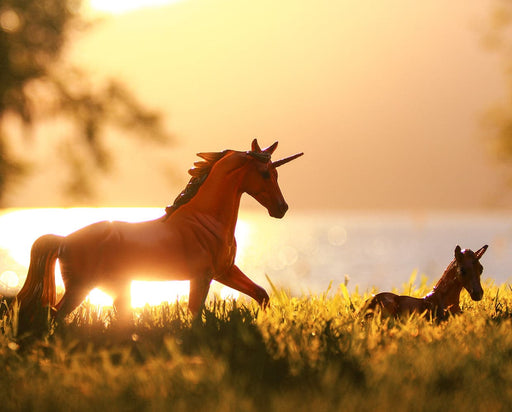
475, 244, 488, 260
454, 245, 463, 261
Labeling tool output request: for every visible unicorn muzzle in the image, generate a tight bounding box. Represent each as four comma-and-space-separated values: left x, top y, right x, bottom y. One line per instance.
269, 200, 288, 218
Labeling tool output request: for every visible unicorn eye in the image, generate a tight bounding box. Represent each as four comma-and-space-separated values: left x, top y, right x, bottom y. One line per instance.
261, 170, 271, 179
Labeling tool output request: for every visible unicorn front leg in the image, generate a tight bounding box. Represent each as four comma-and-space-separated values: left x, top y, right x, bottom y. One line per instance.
188, 275, 212, 316
216, 265, 269, 307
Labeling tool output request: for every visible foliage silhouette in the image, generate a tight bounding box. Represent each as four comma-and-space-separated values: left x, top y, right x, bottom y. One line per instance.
0, 0, 170, 203
483, 3, 512, 166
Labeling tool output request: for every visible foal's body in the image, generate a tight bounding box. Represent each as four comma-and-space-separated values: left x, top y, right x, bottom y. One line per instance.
364, 245, 488, 320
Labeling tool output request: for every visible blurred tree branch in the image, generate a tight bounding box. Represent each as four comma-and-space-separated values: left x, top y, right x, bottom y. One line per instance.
0, 0, 171, 204
482, 2, 512, 164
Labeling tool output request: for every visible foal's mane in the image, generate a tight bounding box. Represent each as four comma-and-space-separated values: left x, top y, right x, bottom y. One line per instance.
433, 258, 458, 291
164, 148, 270, 217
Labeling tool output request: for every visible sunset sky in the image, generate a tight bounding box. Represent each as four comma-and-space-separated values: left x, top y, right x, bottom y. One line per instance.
8, 0, 511, 210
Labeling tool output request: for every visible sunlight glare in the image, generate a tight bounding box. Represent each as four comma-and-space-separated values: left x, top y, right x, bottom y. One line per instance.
88, 0, 181, 14
234, 219, 251, 263
0, 208, 163, 268
55, 259, 65, 289
0, 208, 254, 307
220, 286, 240, 300
131, 280, 190, 308
86, 288, 114, 306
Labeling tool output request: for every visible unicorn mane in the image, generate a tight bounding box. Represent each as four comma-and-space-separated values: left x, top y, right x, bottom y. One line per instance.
164, 150, 230, 216
163, 144, 277, 217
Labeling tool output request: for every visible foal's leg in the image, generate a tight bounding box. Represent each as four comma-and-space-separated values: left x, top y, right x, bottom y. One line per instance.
216, 265, 269, 306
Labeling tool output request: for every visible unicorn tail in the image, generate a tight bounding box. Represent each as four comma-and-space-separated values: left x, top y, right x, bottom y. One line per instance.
16, 234, 63, 333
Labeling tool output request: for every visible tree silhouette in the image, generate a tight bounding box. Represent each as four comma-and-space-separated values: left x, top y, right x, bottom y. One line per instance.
483, 2, 512, 164
0, 0, 170, 204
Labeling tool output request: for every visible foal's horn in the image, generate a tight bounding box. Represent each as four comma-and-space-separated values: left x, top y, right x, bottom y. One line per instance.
272, 152, 304, 168
475, 244, 488, 259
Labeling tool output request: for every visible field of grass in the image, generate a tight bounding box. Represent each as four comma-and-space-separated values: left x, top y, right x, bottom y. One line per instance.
1, 278, 512, 412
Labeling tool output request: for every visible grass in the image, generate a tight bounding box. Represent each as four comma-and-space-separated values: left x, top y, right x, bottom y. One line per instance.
1, 278, 512, 412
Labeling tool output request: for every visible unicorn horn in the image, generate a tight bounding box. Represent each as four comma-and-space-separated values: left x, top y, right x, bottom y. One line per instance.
272, 152, 304, 168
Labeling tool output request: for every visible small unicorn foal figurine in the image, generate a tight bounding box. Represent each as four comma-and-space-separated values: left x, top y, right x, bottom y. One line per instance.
15, 139, 303, 331
363, 245, 488, 320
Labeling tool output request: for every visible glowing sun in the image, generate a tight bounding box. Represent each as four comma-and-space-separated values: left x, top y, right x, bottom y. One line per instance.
0, 208, 248, 308
88, 0, 182, 14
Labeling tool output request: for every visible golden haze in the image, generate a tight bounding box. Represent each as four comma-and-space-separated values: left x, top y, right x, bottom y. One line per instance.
6, 0, 508, 210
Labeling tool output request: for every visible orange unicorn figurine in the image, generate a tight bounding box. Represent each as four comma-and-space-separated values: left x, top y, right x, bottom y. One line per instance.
15, 139, 303, 331
363, 245, 488, 320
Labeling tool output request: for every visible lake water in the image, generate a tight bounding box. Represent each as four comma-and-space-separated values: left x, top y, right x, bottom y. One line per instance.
234, 210, 512, 294
0, 208, 511, 300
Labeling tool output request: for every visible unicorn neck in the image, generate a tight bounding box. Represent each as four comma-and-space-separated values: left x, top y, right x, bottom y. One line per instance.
185, 169, 244, 233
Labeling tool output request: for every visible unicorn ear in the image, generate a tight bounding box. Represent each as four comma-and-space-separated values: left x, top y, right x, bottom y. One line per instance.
263, 141, 279, 154
251, 139, 261, 153
475, 245, 488, 260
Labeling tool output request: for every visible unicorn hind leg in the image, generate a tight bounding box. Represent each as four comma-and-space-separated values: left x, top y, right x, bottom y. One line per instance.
54, 284, 91, 321
112, 281, 133, 324
53, 262, 94, 321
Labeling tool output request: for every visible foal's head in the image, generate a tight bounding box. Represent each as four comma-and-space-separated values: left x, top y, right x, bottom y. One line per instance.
454, 245, 488, 301
241, 139, 303, 218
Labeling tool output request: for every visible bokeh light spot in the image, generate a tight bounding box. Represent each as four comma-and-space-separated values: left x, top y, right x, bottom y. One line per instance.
0, 9, 21, 33
327, 225, 347, 246
0, 270, 19, 289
